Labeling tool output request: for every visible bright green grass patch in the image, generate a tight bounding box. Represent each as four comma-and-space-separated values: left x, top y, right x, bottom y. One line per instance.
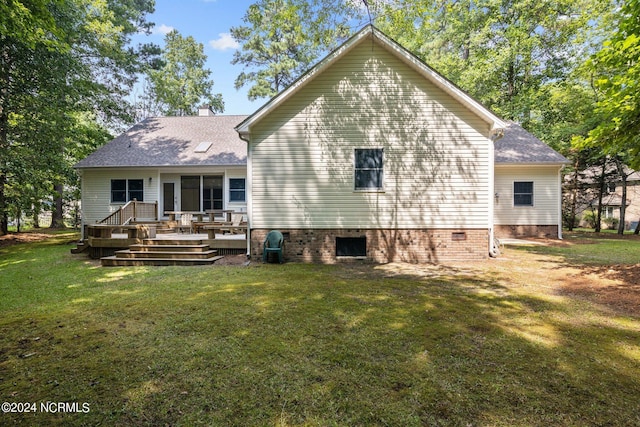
514, 231, 640, 265
1, 236, 639, 426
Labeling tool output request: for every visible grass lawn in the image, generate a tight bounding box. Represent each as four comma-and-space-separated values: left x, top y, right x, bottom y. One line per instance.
1, 231, 639, 426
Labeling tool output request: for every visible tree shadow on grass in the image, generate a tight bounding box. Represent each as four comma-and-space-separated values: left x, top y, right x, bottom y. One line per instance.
2, 248, 640, 426
512, 242, 640, 317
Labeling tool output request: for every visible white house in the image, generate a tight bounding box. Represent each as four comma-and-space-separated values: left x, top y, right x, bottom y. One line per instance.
75, 25, 567, 262
236, 25, 566, 262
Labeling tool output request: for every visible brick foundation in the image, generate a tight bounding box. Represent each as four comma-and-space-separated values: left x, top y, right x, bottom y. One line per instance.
251, 228, 489, 263
494, 225, 559, 239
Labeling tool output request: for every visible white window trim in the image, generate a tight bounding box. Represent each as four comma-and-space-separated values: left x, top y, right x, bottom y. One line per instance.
513, 181, 534, 207
353, 148, 385, 192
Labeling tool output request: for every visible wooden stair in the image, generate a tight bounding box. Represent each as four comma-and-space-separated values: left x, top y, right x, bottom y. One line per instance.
101, 239, 224, 266
70, 240, 89, 254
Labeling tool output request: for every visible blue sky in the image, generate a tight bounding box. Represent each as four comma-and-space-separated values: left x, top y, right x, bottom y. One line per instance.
135, 0, 264, 115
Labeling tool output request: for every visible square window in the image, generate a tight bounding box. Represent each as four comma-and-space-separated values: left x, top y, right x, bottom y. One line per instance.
229, 178, 246, 202
354, 148, 383, 190
514, 181, 533, 206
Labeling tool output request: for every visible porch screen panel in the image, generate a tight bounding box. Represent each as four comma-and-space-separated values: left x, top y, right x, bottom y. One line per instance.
181, 176, 200, 211
203, 176, 223, 210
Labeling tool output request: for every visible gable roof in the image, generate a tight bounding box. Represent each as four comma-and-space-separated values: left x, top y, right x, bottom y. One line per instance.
235, 25, 506, 138
494, 123, 568, 165
74, 115, 248, 168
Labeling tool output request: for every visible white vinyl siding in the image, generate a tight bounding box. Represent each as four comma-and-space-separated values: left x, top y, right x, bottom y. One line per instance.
494, 165, 561, 225
80, 167, 248, 225
249, 42, 493, 230
81, 168, 159, 225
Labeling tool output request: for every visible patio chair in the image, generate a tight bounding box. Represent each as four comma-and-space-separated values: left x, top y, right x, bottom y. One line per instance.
178, 213, 193, 233
262, 230, 284, 263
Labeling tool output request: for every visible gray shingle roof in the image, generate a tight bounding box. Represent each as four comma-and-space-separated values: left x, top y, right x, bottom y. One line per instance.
76, 117, 565, 169
74, 115, 248, 168
495, 123, 568, 164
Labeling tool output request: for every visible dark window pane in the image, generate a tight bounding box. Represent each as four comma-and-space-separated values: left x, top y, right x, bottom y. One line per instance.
355, 149, 383, 168
128, 179, 143, 201
514, 181, 533, 206
514, 181, 533, 194
355, 170, 383, 189
514, 194, 532, 206
355, 149, 383, 190
229, 178, 246, 202
111, 180, 126, 203
230, 178, 245, 189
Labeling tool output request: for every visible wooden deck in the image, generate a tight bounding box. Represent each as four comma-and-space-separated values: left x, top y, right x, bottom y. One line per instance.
75, 224, 247, 261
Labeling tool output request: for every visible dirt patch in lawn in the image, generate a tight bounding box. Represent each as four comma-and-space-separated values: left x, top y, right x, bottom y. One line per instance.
561, 264, 640, 316
0, 232, 57, 248
215, 254, 250, 266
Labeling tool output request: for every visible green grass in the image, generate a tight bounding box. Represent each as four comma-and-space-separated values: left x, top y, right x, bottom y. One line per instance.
1, 233, 639, 426
514, 230, 640, 265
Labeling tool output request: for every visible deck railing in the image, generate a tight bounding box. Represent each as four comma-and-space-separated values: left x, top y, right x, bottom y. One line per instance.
97, 200, 158, 225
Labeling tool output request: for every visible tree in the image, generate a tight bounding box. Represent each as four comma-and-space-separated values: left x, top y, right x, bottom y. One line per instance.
375, 0, 609, 128
586, 0, 640, 168
231, 0, 353, 100
0, 0, 156, 234
146, 30, 224, 116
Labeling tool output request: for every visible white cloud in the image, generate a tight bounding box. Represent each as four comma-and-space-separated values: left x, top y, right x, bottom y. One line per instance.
209, 33, 239, 51
154, 24, 175, 35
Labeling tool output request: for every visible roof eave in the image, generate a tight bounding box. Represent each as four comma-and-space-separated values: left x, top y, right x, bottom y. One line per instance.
495, 161, 569, 166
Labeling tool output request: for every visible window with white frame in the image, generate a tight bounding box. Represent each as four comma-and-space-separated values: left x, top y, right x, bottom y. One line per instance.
354, 148, 383, 190
604, 206, 615, 218
111, 179, 143, 203
229, 178, 246, 202
513, 181, 533, 206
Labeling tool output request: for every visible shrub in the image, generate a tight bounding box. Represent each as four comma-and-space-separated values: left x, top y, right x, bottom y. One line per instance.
603, 216, 619, 230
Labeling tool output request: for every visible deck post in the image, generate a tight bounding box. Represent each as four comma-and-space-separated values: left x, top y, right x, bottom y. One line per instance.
132, 198, 137, 222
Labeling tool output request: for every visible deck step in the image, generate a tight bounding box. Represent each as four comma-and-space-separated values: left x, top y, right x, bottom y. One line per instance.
129, 244, 211, 253
101, 255, 225, 266
142, 239, 205, 246
115, 249, 218, 259
70, 242, 89, 254
100, 238, 226, 266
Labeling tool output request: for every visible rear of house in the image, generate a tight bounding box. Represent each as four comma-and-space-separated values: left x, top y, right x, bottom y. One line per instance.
73, 26, 567, 263
75, 114, 248, 230
237, 26, 507, 263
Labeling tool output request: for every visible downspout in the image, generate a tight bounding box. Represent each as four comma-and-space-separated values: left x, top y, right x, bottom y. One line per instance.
238, 132, 251, 258
489, 127, 504, 257
558, 165, 564, 240
77, 169, 86, 240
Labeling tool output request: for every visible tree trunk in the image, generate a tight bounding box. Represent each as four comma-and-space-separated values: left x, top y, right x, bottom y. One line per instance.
615, 159, 627, 235
0, 45, 10, 235
33, 209, 40, 228
595, 160, 606, 233
567, 159, 581, 231
50, 183, 65, 228
0, 172, 6, 235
